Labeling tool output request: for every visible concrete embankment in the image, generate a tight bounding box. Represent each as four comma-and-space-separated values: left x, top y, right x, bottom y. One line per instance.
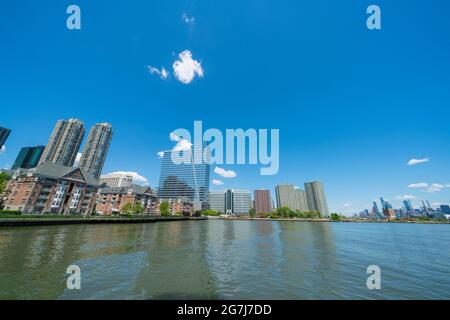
0, 216, 206, 227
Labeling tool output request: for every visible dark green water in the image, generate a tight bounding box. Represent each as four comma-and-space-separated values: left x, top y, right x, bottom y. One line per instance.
0, 220, 449, 299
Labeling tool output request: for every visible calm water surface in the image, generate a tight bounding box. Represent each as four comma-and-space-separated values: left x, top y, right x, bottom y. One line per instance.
0, 220, 449, 299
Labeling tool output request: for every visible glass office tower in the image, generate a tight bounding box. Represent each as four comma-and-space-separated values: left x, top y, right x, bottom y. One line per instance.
12, 146, 45, 169
157, 148, 210, 210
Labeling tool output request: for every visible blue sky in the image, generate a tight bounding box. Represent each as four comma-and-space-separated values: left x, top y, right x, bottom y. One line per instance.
1, 0, 450, 215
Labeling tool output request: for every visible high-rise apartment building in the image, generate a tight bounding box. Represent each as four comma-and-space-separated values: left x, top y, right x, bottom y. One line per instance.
79, 123, 113, 179
0, 127, 11, 149
304, 181, 329, 217
157, 149, 210, 210
12, 146, 45, 170
208, 189, 251, 215
39, 119, 85, 167
403, 199, 414, 212
254, 189, 272, 214
275, 184, 308, 211
100, 172, 133, 188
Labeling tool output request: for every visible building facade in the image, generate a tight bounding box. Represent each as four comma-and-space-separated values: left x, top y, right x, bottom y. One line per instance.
100, 172, 133, 187
3, 163, 99, 215
254, 189, 272, 214
12, 146, 45, 170
96, 185, 155, 215
154, 198, 194, 216
79, 123, 113, 179
39, 119, 85, 167
157, 149, 210, 210
275, 184, 308, 211
208, 189, 251, 215
0, 127, 11, 149
304, 181, 329, 216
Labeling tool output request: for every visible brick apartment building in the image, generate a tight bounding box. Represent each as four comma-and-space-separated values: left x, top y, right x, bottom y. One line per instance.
3, 163, 99, 215
96, 185, 156, 215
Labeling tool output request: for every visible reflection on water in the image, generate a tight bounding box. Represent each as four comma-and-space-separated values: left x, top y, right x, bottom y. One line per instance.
0, 221, 449, 299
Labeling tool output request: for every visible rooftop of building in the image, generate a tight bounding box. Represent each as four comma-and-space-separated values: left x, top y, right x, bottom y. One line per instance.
99, 184, 153, 195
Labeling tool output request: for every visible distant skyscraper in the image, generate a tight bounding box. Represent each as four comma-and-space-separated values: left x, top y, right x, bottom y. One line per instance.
157, 149, 210, 209
39, 119, 85, 167
100, 172, 133, 187
403, 199, 414, 212
0, 127, 11, 149
12, 146, 45, 170
208, 189, 251, 215
380, 197, 393, 210
275, 184, 308, 211
254, 190, 272, 214
372, 201, 380, 216
304, 181, 329, 216
79, 123, 113, 179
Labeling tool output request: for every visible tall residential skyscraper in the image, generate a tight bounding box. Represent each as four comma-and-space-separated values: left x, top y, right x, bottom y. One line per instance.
372, 201, 380, 216
0, 127, 11, 149
39, 119, 85, 167
79, 123, 113, 179
403, 199, 414, 212
12, 146, 45, 170
254, 190, 272, 214
304, 181, 329, 216
275, 184, 308, 211
157, 149, 210, 209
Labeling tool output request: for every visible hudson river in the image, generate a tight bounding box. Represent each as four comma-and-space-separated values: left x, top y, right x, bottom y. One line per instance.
0, 220, 449, 299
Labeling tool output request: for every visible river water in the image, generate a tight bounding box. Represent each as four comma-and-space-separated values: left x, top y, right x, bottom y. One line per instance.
0, 220, 448, 299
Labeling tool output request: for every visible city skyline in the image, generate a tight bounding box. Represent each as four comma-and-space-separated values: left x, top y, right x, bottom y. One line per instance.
1, 2, 450, 215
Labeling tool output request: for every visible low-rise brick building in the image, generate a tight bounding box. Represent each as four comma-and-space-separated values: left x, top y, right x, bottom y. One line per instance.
96, 185, 156, 215
154, 198, 194, 216
3, 163, 99, 215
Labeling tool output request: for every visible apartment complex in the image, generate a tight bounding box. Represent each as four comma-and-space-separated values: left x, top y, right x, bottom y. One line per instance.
39, 119, 85, 167
100, 172, 133, 187
154, 198, 194, 216
79, 123, 113, 179
12, 146, 45, 170
304, 181, 329, 216
275, 184, 308, 211
96, 185, 155, 215
208, 189, 252, 215
3, 163, 99, 215
254, 190, 272, 214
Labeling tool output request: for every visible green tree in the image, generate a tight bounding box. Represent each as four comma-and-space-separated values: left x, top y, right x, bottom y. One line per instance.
330, 213, 341, 221
202, 209, 219, 216
121, 202, 133, 215
160, 202, 170, 216
133, 202, 144, 214
0, 172, 11, 194
248, 208, 255, 217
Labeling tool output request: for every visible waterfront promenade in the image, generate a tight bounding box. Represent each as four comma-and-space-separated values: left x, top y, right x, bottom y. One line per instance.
0, 215, 206, 227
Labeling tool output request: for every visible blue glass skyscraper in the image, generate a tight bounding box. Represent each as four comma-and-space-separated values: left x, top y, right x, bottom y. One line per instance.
157, 148, 210, 210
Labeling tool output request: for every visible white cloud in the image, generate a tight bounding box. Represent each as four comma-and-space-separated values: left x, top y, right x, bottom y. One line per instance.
408, 183, 429, 189
108, 171, 149, 186
212, 179, 224, 186
182, 13, 195, 25
343, 202, 352, 207
214, 167, 237, 178
407, 158, 429, 166
0, 145, 6, 154
395, 195, 416, 200
170, 132, 181, 142
172, 139, 193, 152
73, 152, 82, 167
157, 151, 165, 159
148, 66, 169, 80
173, 50, 204, 84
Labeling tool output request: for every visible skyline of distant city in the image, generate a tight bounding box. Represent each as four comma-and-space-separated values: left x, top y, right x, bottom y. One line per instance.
1, 119, 449, 217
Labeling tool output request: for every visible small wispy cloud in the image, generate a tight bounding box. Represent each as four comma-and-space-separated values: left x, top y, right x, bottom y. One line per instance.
408, 183, 429, 189
173, 50, 204, 84
148, 66, 169, 80
212, 179, 224, 186
394, 195, 416, 200
182, 13, 195, 25
214, 167, 237, 178
408, 182, 449, 193
407, 158, 429, 166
